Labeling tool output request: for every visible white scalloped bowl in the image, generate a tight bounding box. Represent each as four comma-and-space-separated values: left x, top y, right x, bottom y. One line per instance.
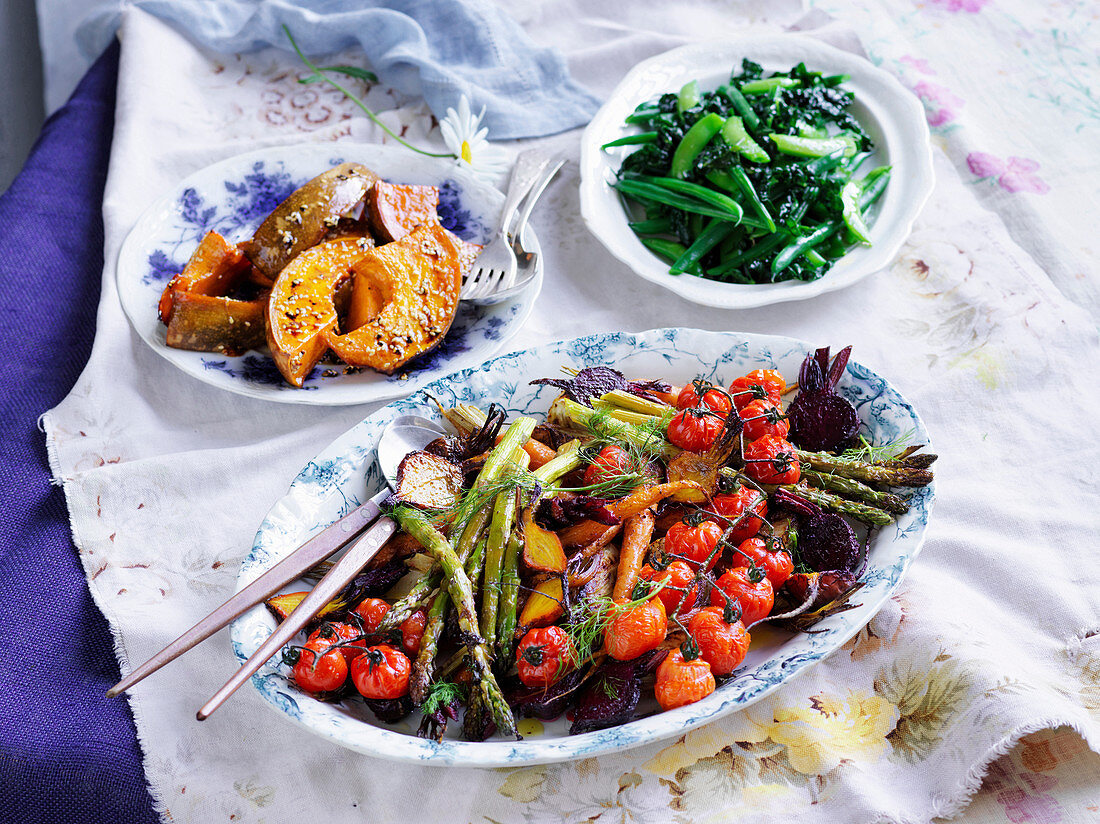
579, 36, 934, 309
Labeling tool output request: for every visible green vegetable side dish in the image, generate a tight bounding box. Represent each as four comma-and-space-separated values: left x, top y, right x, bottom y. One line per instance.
604, 59, 891, 285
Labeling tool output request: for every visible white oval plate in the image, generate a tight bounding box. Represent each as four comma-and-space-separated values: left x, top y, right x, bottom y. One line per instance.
117, 144, 541, 405
231, 328, 935, 766
579, 36, 934, 309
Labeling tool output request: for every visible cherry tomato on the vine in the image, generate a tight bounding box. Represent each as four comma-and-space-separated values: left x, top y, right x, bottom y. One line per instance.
743, 434, 800, 485
638, 559, 699, 615
292, 639, 349, 694
308, 621, 365, 666
583, 444, 645, 489
710, 566, 775, 627
688, 607, 750, 676
676, 381, 733, 415
605, 597, 667, 661
667, 408, 726, 453
729, 369, 786, 412
664, 518, 724, 571
350, 644, 411, 700
739, 398, 790, 442
515, 626, 573, 688
710, 485, 767, 544
730, 536, 794, 589
655, 648, 715, 711
399, 609, 428, 657
353, 597, 391, 634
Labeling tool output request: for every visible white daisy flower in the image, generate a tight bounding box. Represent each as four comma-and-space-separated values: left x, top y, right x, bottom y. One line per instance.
439, 95, 510, 181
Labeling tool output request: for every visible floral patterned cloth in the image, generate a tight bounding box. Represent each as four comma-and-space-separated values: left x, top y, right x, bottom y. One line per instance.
42, 3, 1099, 823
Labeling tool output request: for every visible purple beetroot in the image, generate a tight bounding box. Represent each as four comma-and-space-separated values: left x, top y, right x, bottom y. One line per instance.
787, 346, 861, 452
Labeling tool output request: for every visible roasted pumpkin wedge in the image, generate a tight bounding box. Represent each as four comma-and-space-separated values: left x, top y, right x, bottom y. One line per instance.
158, 230, 250, 324
325, 223, 463, 374
244, 162, 379, 280
165, 291, 267, 354
266, 236, 374, 387
394, 451, 463, 509
368, 181, 440, 242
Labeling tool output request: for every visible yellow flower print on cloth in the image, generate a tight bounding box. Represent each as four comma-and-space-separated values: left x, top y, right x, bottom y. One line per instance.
769, 692, 900, 774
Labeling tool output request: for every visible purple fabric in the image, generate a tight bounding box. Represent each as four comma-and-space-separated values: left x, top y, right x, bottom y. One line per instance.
0, 41, 158, 824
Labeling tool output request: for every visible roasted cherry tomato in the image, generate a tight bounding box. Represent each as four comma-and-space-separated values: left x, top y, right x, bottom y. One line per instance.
710, 484, 767, 544
667, 408, 726, 453
730, 536, 794, 589
353, 597, 391, 634
688, 607, 750, 676
399, 609, 429, 657
739, 398, 789, 442
710, 566, 775, 627
729, 369, 786, 411
664, 518, 724, 571
581, 444, 631, 488
676, 380, 733, 414
516, 626, 573, 688
655, 648, 716, 711
743, 435, 800, 484
605, 597, 667, 661
350, 644, 411, 700
639, 559, 699, 616
308, 621, 365, 666
292, 638, 349, 694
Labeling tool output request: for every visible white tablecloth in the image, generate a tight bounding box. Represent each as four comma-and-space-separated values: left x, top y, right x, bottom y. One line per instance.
42, 2, 1100, 822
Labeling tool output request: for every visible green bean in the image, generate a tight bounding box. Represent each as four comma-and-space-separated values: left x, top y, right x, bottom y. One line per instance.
712, 167, 776, 232
708, 231, 790, 276
671, 219, 733, 275
628, 217, 672, 235
625, 175, 744, 223
615, 179, 741, 222
771, 221, 837, 274
670, 112, 724, 178
602, 132, 658, 149
640, 237, 689, 264
723, 84, 760, 132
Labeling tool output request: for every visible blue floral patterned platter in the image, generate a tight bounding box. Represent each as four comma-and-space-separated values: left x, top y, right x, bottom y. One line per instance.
231, 329, 935, 766
116, 144, 542, 405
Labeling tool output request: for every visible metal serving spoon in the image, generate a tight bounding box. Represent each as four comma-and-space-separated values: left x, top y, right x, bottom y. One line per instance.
107, 414, 448, 713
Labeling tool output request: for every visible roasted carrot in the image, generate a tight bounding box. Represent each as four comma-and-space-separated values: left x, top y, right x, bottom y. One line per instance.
613, 508, 656, 602
490, 432, 556, 468
560, 481, 706, 547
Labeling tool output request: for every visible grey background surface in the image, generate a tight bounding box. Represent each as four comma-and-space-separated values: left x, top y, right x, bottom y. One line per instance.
0, 0, 46, 191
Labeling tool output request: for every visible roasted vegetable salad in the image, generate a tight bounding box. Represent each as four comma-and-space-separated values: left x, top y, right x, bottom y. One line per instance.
264, 345, 934, 741
606, 59, 890, 284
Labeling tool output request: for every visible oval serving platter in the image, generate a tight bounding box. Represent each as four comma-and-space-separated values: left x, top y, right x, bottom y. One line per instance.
117, 143, 542, 405
231, 328, 935, 766
580, 36, 934, 310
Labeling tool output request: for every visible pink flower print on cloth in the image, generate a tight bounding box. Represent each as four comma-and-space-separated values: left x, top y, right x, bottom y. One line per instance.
913, 80, 963, 127
926, 0, 991, 12
967, 153, 1051, 194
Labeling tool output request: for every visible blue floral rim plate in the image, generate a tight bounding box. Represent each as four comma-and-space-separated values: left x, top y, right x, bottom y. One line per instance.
116, 143, 542, 406
231, 328, 935, 766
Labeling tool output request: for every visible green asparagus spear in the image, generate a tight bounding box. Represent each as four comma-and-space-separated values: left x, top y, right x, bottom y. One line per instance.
795, 448, 933, 487
800, 469, 909, 515
392, 506, 517, 738
376, 576, 439, 632
496, 531, 524, 663
777, 484, 894, 526
481, 484, 523, 652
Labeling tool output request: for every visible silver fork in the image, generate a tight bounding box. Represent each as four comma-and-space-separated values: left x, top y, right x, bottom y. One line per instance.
461, 149, 553, 301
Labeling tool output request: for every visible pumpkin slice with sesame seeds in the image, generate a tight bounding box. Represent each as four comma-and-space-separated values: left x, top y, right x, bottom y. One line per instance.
325, 223, 464, 375
266, 236, 375, 387
243, 162, 380, 282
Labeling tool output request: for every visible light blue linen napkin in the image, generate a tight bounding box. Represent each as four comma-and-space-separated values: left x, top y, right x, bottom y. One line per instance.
77, 0, 600, 139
